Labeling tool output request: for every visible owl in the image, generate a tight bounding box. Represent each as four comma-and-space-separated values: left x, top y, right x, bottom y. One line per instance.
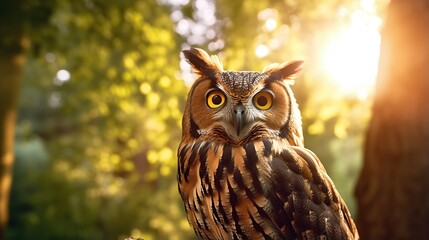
177, 48, 359, 240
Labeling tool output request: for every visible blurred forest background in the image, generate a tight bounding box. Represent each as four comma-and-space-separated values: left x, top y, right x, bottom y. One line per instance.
0, 0, 392, 239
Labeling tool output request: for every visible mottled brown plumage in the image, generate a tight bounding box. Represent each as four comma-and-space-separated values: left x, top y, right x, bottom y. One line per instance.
177, 48, 359, 239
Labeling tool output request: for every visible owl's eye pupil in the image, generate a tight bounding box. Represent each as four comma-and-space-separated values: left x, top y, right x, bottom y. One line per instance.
257, 96, 268, 106
212, 95, 222, 105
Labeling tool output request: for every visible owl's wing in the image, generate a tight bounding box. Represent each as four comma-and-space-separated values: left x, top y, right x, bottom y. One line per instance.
270, 146, 359, 240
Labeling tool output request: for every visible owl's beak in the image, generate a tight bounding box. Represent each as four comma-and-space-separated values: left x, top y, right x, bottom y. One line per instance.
233, 103, 245, 136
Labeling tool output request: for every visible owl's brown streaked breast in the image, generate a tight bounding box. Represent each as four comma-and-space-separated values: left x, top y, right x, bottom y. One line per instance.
177, 140, 294, 239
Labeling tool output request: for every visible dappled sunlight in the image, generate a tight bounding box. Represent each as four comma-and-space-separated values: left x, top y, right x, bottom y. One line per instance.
322, 1, 382, 99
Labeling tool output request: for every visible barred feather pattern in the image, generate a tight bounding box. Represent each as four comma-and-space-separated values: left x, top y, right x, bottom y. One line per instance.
177, 139, 359, 240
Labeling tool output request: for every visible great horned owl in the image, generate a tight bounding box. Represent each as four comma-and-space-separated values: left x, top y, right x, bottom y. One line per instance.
177, 48, 359, 239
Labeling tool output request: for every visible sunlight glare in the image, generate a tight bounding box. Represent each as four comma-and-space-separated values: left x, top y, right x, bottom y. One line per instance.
265, 18, 278, 32
54, 69, 71, 86
255, 44, 269, 58
56, 69, 71, 81
322, 1, 382, 99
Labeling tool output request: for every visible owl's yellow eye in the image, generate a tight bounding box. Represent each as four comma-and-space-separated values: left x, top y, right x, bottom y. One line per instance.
253, 91, 273, 110
206, 90, 226, 109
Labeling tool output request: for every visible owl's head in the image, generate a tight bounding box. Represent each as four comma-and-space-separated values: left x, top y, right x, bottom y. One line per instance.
181, 48, 304, 146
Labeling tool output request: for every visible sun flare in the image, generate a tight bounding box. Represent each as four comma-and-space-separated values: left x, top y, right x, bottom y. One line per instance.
322, 2, 382, 99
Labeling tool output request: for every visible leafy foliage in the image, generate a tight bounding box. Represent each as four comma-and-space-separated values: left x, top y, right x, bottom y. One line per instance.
10, 0, 193, 239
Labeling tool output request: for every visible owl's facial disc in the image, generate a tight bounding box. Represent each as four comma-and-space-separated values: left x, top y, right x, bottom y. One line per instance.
211, 87, 275, 141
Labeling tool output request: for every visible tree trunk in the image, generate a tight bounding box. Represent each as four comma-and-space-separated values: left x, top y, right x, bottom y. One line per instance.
0, 44, 26, 239
355, 1, 429, 239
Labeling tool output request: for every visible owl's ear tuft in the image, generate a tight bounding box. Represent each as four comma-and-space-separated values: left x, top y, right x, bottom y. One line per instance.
264, 60, 304, 82
182, 48, 223, 79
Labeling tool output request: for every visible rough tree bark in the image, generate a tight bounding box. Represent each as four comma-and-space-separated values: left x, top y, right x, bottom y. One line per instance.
0, 3, 29, 238
0, 39, 26, 239
356, 1, 429, 239
0, 1, 54, 237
